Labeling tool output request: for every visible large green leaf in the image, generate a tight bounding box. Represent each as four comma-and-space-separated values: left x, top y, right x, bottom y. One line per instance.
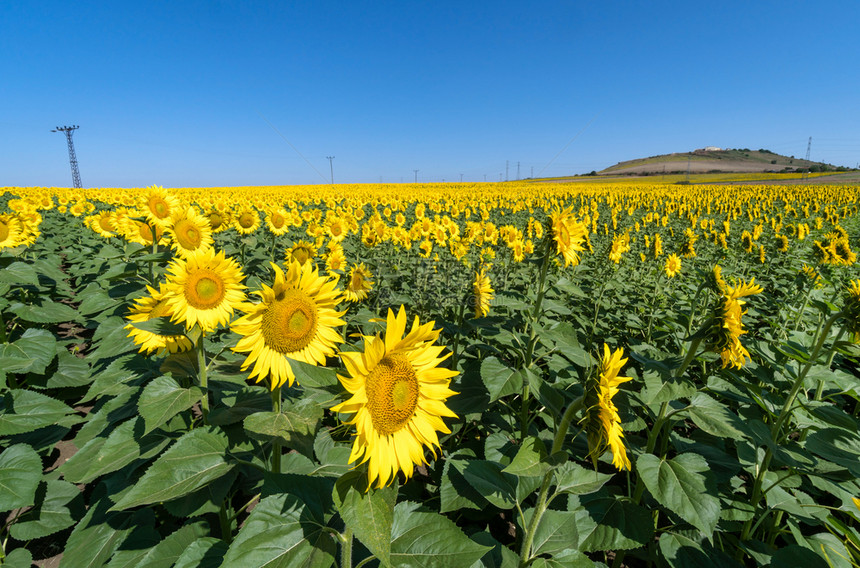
553, 462, 614, 496
502, 436, 550, 478
110, 427, 234, 510
0, 389, 77, 436
636, 452, 720, 536
47, 349, 92, 388
123, 521, 210, 568
440, 455, 488, 513
530, 508, 579, 557
481, 356, 523, 402
2, 548, 33, 568
658, 530, 741, 568
173, 538, 229, 568
9, 480, 82, 540
0, 328, 57, 375
0, 443, 42, 511
685, 393, 750, 439
8, 299, 80, 323
243, 397, 321, 459
138, 375, 203, 435
462, 460, 517, 509
0, 261, 40, 287
805, 428, 860, 476
60, 502, 154, 568
333, 470, 397, 567
390, 501, 492, 568
221, 493, 336, 568
573, 496, 653, 552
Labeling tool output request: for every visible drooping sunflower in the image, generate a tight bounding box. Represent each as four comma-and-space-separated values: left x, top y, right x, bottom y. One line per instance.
140, 185, 180, 229
609, 233, 630, 264
166, 206, 214, 259
473, 268, 494, 318
125, 284, 194, 355
164, 248, 247, 332
345, 263, 374, 303
549, 207, 588, 267
0, 214, 24, 250
584, 344, 632, 471
232, 261, 345, 389
707, 277, 763, 369
86, 211, 118, 238
664, 253, 682, 278
331, 306, 459, 488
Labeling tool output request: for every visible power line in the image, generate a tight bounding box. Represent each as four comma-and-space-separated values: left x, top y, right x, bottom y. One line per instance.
256, 111, 330, 184
326, 156, 335, 184
51, 125, 82, 188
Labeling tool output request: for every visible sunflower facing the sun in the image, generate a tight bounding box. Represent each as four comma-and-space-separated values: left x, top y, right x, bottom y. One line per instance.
331, 306, 459, 489
164, 248, 247, 332
232, 260, 346, 389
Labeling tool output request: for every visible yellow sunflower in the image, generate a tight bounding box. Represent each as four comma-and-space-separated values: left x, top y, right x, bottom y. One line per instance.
232, 261, 345, 389
125, 284, 194, 355
140, 185, 180, 229
585, 344, 632, 471
549, 207, 587, 267
0, 214, 24, 249
708, 277, 763, 369
86, 211, 118, 238
265, 208, 290, 236
234, 207, 260, 235
664, 253, 681, 278
345, 263, 374, 303
473, 268, 494, 318
166, 206, 214, 259
844, 280, 860, 343
286, 240, 317, 266
164, 248, 247, 332
331, 306, 459, 488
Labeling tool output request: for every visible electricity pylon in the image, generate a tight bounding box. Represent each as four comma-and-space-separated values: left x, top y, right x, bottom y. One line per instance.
52, 125, 82, 188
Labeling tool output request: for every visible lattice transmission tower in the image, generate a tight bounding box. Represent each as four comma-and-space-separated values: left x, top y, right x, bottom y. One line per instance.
52, 125, 82, 188
802, 136, 812, 181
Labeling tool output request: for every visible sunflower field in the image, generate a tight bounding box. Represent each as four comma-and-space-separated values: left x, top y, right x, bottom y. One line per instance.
1, 181, 860, 568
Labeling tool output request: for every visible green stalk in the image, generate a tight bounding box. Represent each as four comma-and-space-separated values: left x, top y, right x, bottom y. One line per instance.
271, 385, 282, 474
219, 500, 233, 544
451, 298, 466, 370
741, 311, 843, 543
518, 397, 583, 568
340, 529, 353, 568
196, 329, 210, 425
0, 310, 6, 344
520, 238, 553, 439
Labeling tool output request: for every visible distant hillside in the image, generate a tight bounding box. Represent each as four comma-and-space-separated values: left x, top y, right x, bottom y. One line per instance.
598, 148, 847, 176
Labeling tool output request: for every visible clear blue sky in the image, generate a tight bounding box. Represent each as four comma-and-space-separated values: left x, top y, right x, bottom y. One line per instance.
3, 1, 859, 188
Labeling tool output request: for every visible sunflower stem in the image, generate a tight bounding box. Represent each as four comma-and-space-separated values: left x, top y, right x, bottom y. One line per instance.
517, 396, 583, 568
339, 528, 353, 568
0, 310, 6, 344
520, 238, 553, 439
740, 310, 843, 544
271, 385, 282, 474
196, 328, 209, 425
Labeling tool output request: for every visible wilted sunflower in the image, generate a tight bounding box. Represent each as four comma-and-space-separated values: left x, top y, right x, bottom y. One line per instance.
232, 261, 345, 389
331, 306, 459, 488
125, 284, 194, 355
0, 214, 24, 249
473, 268, 494, 317
664, 253, 681, 278
584, 344, 632, 471
344, 263, 374, 303
164, 248, 247, 332
167, 206, 213, 258
550, 207, 588, 267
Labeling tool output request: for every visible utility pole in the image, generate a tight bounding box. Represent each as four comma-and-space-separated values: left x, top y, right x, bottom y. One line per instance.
505, 160, 509, 181
483, 174, 487, 182
459, 173, 463, 182
326, 156, 335, 184
51, 125, 82, 188
413, 169, 419, 183
803, 137, 812, 180
516, 161, 520, 180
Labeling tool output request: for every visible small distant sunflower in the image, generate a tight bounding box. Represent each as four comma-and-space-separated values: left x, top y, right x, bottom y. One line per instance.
741, 230, 754, 253
206, 209, 232, 233
775, 234, 789, 253
141, 186, 180, 229
664, 253, 682, 278
232, 261, 345, 389
326, 244, 347, 273
800, 264, 823, 289
585, 344, 632, 471
473, 268, 494, 318
87, 211, 118, 238
651, 233, 663, 258
164, 249, 247, 332
345, 263, 374, 303
0, 214, 24, 249
286, 240, 317, 266
234, 207, 261, 235
331, 306, 459, 488
609, 233, 630, 264
125, 284, 194, 355
167, 206, 213, 259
